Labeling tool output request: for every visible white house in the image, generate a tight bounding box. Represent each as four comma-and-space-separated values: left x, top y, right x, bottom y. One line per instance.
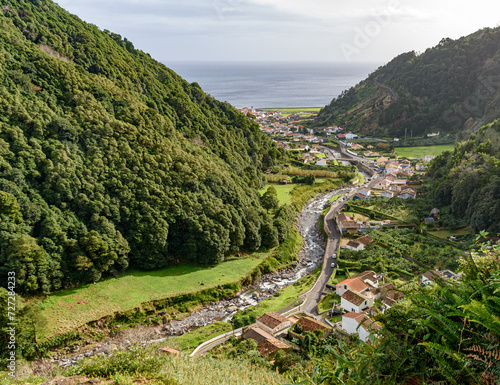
345, 240, 364, 251
374, 180, 390, 190
342, 312, 381, 342
424, 155, 436, 162
335, 277, 369, 297
256, 312, 291, 335
315, 159, 327, 166
416, 163, 426, 171
398, 188, 416, 199
381, 191, 395, 198
341, 290, 372, 313
345, 133, 358, 140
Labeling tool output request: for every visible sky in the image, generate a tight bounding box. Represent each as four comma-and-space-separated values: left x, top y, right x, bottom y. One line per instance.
56, 0, 500, 64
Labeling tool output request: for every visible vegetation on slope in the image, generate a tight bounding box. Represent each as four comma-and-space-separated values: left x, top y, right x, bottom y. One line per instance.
427, 120, 500, 234
317, 27, 500, 138
317, 236, 500, 384
0, 0, 292, 295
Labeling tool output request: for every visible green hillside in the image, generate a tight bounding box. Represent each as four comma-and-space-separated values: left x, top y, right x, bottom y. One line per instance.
427, 120, 500, 233
317, 27, 500, 138
0, 0, 290, 295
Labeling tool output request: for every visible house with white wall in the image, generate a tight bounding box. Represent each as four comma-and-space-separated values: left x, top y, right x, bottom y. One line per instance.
342, 312, 381, 342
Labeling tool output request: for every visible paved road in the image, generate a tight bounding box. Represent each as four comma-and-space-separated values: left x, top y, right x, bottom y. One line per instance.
374, 78, 399, 101
472, 118, 483, 133
192, 146, 381, 355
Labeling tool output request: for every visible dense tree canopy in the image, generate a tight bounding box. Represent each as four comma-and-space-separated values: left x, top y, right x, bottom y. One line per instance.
427, 120, 500, 234
0, 0, 288, 293
317, 27, 500, 137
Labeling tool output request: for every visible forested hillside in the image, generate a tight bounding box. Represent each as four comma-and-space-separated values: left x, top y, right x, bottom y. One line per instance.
427, 120, 500, 233
317, 27, 500, 137
0, 0, 288, 294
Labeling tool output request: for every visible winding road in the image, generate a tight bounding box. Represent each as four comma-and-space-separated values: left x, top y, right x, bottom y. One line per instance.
191, 145, 381, 356
374, 78, 398, 101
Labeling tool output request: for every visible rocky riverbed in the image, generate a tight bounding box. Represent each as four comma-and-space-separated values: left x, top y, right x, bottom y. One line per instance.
34, 187, 350, 371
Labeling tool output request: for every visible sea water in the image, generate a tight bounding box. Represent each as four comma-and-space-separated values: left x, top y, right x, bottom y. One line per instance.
166, 61, 380, 109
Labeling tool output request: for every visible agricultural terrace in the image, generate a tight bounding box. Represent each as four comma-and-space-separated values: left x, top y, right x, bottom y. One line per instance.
394, 145, 454, 159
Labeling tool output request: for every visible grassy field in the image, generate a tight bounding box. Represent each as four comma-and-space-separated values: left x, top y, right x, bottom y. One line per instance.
328, 269, 361, 285
39, 254, 271, 339
317, 293, 337, 314
428, 228, 471, 239
394, 145, 454, 159
259, 183, 296, 205
232, 268, 321, 325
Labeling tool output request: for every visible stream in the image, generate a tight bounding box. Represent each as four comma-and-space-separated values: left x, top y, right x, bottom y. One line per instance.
36, 187, 351, 370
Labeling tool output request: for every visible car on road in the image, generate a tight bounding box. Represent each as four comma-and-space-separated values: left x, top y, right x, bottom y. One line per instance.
331, 253, 336, 259
331, 262, 336, 268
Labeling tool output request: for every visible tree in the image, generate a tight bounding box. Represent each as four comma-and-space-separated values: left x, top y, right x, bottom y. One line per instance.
260, 186, 279, 213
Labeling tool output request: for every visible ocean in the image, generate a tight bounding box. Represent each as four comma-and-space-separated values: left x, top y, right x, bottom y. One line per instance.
166, 61, 380, 109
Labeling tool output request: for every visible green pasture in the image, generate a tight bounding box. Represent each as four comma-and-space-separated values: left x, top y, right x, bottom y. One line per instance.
394, 145, 454, 159
40, 254, 270, 339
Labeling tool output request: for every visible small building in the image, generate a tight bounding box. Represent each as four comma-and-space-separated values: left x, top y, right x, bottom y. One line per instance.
381, 190, 395, 198
256, 312, 291, 335
341, 290, 371, 313
398, 188, 416, 199
374, 180, 390, 190
315, 159, 327, 167
257, 338, 290, 358
424, 155, 436, 162
421, 270, 443, 285
376, 156, 389, 167
416, 163, 426, 171
243, 326, 274, 346
352, 193, 366, 201
296, 317, 329, 334
346, 240, 364, 251
425, 217, 435, 225
336, 277, 369, 297
342, 312, 382, 342
356, 235, 374, 247
338, 220, 359, 235
430, 208, 440, 216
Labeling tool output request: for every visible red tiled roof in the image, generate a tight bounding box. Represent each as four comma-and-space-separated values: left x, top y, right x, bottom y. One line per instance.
347, 240, 361, 249
296, 317, 329, 333
342, 312, 381, 332
422, 271, 442, 281
243, 327, 274, 345
337, 277, 369, 293
355, 271, 378, 284
342, 290, 367, 306
341, 220, 359, 228
257, 338, 290, 357
257, 312, 289, 329
356, 236, 373, 245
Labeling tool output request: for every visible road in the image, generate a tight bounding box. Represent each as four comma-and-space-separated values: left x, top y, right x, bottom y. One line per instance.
374, 78, 399, 101
191, 144, 381, 356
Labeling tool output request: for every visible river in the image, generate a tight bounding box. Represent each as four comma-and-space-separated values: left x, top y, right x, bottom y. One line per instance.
37, 186, 351, 370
